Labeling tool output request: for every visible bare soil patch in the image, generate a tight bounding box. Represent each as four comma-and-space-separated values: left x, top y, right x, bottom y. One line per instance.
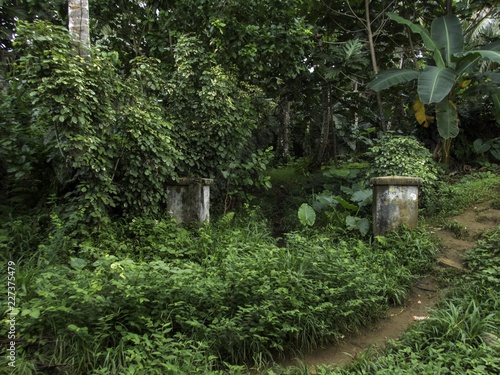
286, 201, 500, 373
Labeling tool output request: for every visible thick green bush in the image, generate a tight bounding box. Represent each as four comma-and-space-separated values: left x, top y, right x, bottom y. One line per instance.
367, 134, 443, 207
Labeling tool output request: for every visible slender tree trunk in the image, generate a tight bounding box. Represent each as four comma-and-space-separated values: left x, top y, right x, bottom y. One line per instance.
315, 84, 331, 165
303, 122, 311, 157
277, 96, 292, 162
365, 0, 386, 131
68, 0, 90, 59
445, 0, 452, 14
332, 117, 338, 166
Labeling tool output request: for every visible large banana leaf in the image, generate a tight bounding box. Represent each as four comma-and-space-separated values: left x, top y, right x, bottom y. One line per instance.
455, 53, 481, 75
492, 92, 500, 124
418, 66, 456, 104
388, 13, 445, 68
436, 99, 459, 139
431, 14, 463, 66
462, 50, 500, 64
481, 40, 500, 52
367, 69, 419, 92
456, 40, 500, 73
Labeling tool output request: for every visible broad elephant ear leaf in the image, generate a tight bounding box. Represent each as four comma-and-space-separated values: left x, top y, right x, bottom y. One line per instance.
298, 203, 316, 226
436, 99, 459, 139
418, 66, 456, 104
431, 14, 463, 66
367, 69, 419, 92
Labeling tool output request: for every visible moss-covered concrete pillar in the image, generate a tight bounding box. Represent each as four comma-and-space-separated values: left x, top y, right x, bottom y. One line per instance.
166, 178, 214, 225
370, 176, 423, 236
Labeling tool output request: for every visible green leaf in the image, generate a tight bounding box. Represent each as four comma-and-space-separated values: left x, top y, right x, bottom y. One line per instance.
455, 53, 481, 75
351, 189, 372, 206
473, 139, 490, 153
462, 50, 500, 64
418, 66, 456, 104
457, 41, 500, 73
346, 215, 357, 230
333, 196, 358, 212
436, 99, 459, 139
345, 216, 369, 236
70, 257, 87, 270
316, 193, 338, 207
367, 69, 419, 92
22, 308, 41, 319
491, 148, 500, 160
387, 13, 445, 67
358, 218, 370, 237
431, 14, 463, 66
298, 203, 316, 226
491, 92, 500, 124
375, 235, 388, 246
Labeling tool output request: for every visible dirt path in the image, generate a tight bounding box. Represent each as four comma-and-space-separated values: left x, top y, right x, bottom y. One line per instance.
286, 201, 500, 373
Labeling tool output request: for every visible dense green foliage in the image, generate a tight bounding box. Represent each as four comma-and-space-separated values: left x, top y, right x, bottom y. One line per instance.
0, 208, 437, 373
1, 21, 270, 222
367, 134, 443, 207
3, 21, 180, 220
1, 2, 499, 374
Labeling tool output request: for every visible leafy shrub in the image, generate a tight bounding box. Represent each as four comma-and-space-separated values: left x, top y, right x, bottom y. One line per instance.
3, 22, 272, 224
6, 21, 180, 222
367, 134, 442, 207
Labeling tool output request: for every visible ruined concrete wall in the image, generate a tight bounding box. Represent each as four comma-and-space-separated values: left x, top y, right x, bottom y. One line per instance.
166, 178, 213, 225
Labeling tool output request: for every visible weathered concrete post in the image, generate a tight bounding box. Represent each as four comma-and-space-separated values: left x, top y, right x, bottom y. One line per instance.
166, 178, 214, 225
370, 176, 423, 236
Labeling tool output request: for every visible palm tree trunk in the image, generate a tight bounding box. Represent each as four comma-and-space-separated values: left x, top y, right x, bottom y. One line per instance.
68, 0, 90, 59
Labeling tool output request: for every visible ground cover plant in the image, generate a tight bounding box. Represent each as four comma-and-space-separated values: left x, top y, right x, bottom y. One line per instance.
0, 206, 437, 374
319, 226, 500, 375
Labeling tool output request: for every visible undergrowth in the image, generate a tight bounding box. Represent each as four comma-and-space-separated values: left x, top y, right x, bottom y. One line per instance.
312, 227, 500, 375
1, 168, 498, 374
0, 208, 436, 374
425, 169, 500, 218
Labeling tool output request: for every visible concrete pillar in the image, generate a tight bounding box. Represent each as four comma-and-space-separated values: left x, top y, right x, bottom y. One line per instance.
371, 176, 423, 236
166, 178, 214, 225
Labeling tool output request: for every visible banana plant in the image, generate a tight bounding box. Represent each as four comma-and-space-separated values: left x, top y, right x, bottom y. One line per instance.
367, 13, 500, 163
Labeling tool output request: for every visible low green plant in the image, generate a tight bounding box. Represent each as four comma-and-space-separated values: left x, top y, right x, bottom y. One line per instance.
324, 226, 500, 375
298, 183, 372, 237
444, 220, 470, 239
490, 195, 500, 210
426, 172, 500, 217
0, 206, 441, 373
473, 137, 500, 162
